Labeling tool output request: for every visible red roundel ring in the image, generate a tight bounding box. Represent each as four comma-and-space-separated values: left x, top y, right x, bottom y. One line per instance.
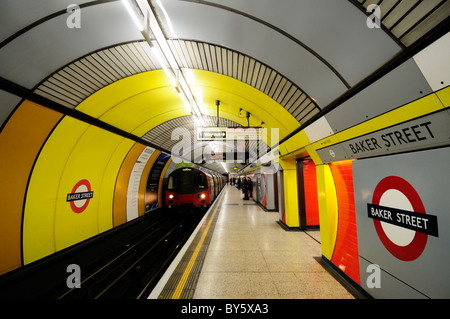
372, 176, 427, 262
70, 179, 92, 214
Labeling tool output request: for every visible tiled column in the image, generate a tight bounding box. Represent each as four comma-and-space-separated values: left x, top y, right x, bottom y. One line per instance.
278, 158, 299, 228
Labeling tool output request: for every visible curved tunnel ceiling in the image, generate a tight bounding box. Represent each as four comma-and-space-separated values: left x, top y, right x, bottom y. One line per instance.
0, 0, 449, 175
34, 40, 317, 128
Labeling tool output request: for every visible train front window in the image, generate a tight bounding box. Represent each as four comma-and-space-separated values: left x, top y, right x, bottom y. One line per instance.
195, 173, 207, 189
168, 176, 175, 190
168, 171, 180, 190
181, 172, 192, 185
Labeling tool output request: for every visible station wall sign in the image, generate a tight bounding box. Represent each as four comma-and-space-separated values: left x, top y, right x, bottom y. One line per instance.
127, 147, 154, 221
368, 175, 438, 262
197, 127, 262, 141
197, 127, 227, 140
67, 179, 93, 214
353, 147, 450, 298
316, 109, 450, 163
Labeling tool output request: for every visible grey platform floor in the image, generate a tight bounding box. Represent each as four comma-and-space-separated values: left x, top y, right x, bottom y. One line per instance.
150, 184, 355, 299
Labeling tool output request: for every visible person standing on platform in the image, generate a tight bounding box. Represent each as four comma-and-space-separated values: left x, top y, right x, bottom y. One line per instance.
247, 177, 253, 199
242, 177, 249, 200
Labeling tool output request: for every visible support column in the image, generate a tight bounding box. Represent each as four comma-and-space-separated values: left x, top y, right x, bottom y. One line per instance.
278, 158, 299, 229
316, 164, 338, 260
296, 159, 307, 230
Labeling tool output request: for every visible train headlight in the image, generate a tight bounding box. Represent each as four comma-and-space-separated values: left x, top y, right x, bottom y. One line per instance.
169, 194, 174, 199
200, 194, 206, 199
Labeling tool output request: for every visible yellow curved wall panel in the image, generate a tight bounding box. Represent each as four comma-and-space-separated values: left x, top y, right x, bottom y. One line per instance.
53, 125, 125, 251
282, 130, 310, 155
131, 109, 190, 138
76, 70, 176, 118
98, 87, 187, 134
0, 100, 63, 274
97, 138, 136, 233
75, 69, 299, 146
23, 116, 133, 263
279, 158, 299, 228
23, 117, 89, 264
316, 164, 338, 260
185, 69, 300, 140
76, 70, 189, 137
436, 86, 450, 108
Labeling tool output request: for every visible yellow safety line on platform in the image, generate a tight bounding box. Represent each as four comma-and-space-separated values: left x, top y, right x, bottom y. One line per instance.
171, 190, 225, 299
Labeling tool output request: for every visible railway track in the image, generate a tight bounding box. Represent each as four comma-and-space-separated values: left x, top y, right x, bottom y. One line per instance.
60, 212, 203, 299
0, 208, 206, 299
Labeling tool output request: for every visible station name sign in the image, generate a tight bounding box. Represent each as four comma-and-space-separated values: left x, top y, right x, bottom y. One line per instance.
316, 109, 450, 163
347, 121, 433, 155
367, 203, 438, 237
66, 191, 93, 202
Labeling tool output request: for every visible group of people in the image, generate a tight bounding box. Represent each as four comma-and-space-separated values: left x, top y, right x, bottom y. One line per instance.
230, 176, 253, 200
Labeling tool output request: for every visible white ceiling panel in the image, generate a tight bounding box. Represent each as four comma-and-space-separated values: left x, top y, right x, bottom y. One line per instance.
414, 32, 450, 92
201, 0, 401, 88
0, 0, 92, 43
156, 0, 350, 107
303, 116, 334, 143
0, 1, 143, 89
324, 58, 433, 133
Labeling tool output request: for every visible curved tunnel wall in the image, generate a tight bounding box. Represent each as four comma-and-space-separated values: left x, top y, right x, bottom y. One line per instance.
0, 98, 180, 275
0, 100, 64, 274
0, 1, 448, 298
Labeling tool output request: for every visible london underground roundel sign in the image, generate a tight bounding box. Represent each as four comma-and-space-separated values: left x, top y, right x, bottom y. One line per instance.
66, 179, 94, 214
368, 176, 438, 262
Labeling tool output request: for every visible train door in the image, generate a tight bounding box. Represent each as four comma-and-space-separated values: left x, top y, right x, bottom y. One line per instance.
257, 175, 262, 204
180, 169, 194, 204
213, 175, 219, 198
251, 175, 257, 201
209, 175, 215, 200
277, 169, 285, 222
195, 171, 209, 204
264, 172, 278, 211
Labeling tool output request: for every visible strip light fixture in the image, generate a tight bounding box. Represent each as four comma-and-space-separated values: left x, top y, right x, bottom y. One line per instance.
121, 0, 144, 31
121, 0, 205, 126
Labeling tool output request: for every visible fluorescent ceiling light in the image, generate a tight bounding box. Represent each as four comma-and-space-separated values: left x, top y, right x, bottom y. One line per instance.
147, 7, 179, 73
122, 0, 204, 125
121, 0, 144, 31
151, 46, 176, 86
155, 0, 178, 37
192, 115, 201, 127
193, 115, 206, 127
178, 91, 192, 113
146, 3, 204, 121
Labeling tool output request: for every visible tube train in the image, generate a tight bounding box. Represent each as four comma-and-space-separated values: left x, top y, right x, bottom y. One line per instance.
165, 167, 226, 208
